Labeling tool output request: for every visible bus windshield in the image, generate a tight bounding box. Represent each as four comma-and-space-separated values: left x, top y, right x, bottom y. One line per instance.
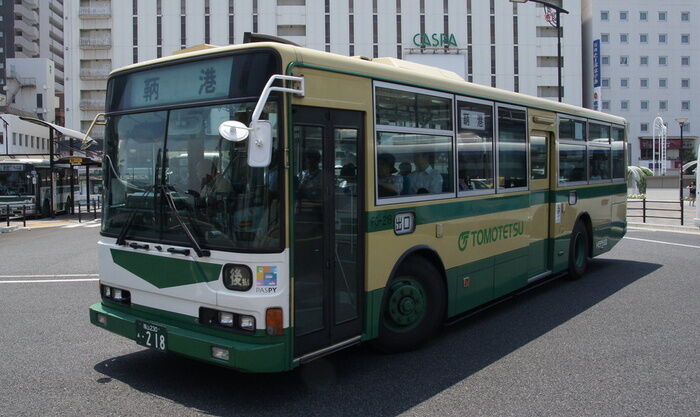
101, 51, 283, 252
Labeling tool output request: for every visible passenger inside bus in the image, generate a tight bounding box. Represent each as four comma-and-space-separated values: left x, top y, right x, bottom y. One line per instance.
408, 152, 443, 194
377, 153, 403, 197
398, 162, 412, 195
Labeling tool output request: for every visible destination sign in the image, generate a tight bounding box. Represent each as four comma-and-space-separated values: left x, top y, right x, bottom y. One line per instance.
119, 57, 233, 110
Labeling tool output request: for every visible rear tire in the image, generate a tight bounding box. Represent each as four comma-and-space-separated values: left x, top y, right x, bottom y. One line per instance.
567, 221, 589, 280
373, 257, 445, 352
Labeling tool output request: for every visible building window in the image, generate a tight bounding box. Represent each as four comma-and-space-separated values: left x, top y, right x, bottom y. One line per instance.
602, 101, 610, 110
681, 56, 690, 66
620, 100, 629, 110
658, 56, 667, 65
681, 11, 690, 22
601, 78, 610, 88
681, 101, 690, 111
659, 100, 667, 111
600, 11, 609, 21
640, 78, 649, 88
640, 100, 649, 110
620, 78, 629, 88
639, 33, 648, 43
601, 33, 609, 43
640, 11, 648, 21
619, 56, 628, 65
681, 78, 690, 88
641, 123, 648, 132
640, 56, 648, 65
619, 11, 628, 21
204, 0, 210, 44
659, 78, 667, 88
619, 33, 628, 43
658, 33, 667, 43
658, 11, 667, 21
681, 34, 690, 44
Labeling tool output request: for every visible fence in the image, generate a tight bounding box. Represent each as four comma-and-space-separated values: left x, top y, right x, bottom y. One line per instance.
627, 199, 685, 226
2, 197, 102, 227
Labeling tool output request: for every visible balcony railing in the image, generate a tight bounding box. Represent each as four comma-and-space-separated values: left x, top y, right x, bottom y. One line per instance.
22, 0, 39, 9
80, 99, 106, 110
79, 6, 111, 18
80, 67, 111, 80
14, 3, 39, 24
80, 36, 112, 49
14, 36, 40, 56
15, 20, 39, 40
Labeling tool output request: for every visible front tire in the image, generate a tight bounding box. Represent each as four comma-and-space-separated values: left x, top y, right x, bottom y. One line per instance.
567, 221, 589, 280
373, 257, 445, 352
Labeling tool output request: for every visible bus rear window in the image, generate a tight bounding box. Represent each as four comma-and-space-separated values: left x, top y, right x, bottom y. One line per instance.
107, 51, 280, 112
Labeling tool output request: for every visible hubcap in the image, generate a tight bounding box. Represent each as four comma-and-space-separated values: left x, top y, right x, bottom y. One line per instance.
384, 277, 427, 332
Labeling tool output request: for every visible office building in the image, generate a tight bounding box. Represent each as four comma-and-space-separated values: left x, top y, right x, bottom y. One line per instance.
583, 0, 699, 170
65, 0, 582, 139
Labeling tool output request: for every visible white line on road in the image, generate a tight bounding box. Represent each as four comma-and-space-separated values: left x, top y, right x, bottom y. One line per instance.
623, 237, 700, 249
0, 273, 99, 279
85, 224, 102, 228
0, 278, 99, 284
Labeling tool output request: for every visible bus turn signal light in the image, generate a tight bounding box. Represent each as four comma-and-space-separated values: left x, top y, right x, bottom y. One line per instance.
265, 308, 284, 336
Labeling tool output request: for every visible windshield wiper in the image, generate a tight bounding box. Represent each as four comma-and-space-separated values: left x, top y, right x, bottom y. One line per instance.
162, 188, 210, 257
115, 183, 158, 246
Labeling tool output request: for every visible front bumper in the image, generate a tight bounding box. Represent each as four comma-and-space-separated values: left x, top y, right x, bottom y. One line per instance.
89, 302, 293, 373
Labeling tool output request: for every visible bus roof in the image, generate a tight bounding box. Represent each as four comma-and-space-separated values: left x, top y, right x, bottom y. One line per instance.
111, 42, 626, 126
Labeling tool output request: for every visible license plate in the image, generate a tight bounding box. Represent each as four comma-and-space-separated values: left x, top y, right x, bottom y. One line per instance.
135, 321, 167, 352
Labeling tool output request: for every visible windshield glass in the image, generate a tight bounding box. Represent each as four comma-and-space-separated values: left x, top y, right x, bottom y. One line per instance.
0, 165, 31, 196
102, 101, 282, 252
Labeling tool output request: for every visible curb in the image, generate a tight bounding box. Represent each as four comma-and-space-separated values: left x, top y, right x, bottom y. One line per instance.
0, 225, 20, 233
628, 222, 700, 234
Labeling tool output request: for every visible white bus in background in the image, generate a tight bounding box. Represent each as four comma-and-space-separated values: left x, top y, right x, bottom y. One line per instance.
0, 159, 77, 217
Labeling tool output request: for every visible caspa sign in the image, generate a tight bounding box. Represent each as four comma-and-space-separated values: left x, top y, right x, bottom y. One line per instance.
412, 33, 458, 48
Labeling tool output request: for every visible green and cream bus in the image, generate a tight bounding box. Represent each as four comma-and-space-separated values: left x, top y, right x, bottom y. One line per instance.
89, 39, 627, 372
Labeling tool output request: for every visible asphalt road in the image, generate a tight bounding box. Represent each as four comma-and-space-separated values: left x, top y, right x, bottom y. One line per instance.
0, 225, 698, 417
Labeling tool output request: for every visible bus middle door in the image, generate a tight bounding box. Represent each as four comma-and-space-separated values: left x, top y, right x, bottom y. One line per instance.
291, 106, 364, 359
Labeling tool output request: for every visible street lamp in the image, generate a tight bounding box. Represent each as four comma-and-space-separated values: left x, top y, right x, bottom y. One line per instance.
510, 0, 569, 102
676, 118, 688, 201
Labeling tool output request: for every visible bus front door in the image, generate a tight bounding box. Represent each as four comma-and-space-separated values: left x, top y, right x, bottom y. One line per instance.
291, 106, 364, 358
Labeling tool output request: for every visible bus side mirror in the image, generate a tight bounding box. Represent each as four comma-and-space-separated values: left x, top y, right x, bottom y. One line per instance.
247, 121, 273, 167
218, 120, 250, 142
81, 113, 105, 150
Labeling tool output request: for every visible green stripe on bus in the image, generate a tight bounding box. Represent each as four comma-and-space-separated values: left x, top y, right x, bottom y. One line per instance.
553, 182, 627, 202
366, 183, 626, 232
110, 249, 222, 289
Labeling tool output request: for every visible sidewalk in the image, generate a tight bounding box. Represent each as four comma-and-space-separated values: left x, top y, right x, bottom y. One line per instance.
0, 209, 101, 233
627, 187, 699, 234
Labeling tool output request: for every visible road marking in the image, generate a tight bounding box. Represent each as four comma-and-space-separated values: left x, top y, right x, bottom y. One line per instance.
0, 278, 99, 284
85, 223, 102, 228
624, 237, 700, 249
0, 273, 99, 279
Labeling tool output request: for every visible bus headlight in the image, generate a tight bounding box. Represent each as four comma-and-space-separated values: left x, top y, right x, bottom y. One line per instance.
100, 284, 131, 305
222, 264, 253, 291
218, 311, 235, 327
239, 315, 255, 331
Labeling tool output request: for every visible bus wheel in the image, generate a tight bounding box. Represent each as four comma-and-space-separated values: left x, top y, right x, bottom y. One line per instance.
374, 257, 445, 352
567, 221, 589, 280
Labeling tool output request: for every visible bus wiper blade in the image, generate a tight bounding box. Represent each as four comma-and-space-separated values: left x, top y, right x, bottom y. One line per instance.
115, 184, 157, 246
162, 188, 210, 257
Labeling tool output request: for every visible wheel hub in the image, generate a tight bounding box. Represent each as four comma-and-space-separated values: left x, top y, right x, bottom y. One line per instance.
386, 278, 426, 329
